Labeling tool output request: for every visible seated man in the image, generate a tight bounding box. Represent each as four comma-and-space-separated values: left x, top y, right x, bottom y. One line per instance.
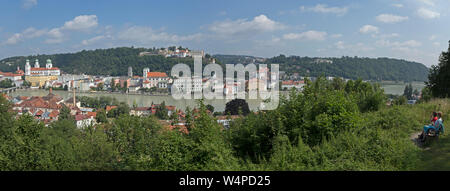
421, 112, 444, 140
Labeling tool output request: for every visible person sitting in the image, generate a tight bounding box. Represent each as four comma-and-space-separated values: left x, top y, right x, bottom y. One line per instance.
436, 112, 444, 134
420, 112, 438, 140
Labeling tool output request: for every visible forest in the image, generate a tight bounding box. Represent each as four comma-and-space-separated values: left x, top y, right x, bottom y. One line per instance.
0, 47, 428, 82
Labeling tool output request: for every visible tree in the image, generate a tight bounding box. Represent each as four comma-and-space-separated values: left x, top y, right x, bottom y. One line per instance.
0, 79, 14, 88
427, 41, 450, 98
403, 83, 413, 100
206, 104, 214, 113
110, 78, 116, 91
155, 102, 168, 120
23, 80, 32, 88
420, 87, 432, 102
96, 109, 108, 123
59, 105, 74, 121
225, 99, 250, 116
107, 102, 130, 118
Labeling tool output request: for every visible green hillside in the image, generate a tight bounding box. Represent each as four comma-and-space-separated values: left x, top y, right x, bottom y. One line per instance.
215, 54, 429, 82
0, 47, 429, 82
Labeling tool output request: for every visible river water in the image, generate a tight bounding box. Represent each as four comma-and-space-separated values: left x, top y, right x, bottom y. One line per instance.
10, 89, 279, 112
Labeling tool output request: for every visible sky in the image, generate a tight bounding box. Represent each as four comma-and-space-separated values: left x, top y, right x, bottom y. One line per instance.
0, 0, 449, 67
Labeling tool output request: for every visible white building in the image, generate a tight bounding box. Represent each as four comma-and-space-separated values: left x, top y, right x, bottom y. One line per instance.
142, 68, 169, 89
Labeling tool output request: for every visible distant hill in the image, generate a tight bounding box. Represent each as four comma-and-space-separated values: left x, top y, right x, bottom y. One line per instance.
0, 47, 429, 82
214, 54, 429, 82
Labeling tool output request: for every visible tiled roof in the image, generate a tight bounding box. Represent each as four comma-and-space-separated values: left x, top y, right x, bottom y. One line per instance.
147, 72, 168, 78
0, 71, 23, 77
75, 114, 87, 121
87, 112, 97, 118
49, 110, 59, 118
106, 105, 117, 112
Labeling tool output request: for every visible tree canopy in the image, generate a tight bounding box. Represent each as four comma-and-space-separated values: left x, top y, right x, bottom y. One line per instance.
427, 41, 450, 98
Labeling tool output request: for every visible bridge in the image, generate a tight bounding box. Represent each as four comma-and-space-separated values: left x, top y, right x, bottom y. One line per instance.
1, 87, 18, 94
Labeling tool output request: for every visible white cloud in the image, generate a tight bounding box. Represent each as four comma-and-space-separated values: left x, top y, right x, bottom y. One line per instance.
359, 25, 379, 34
62, 15, 98, 31
334, 41, 374, 52
376, 39, 422, 48
392, 4, 404, 8
208, 15, 284, 37
82, 35, 109, 45
376, 14, 408, 23
300, 4, 348, 16
335, 41, 345, 49
417, 8, 440, 19
282, 30, 327, 41
331, 34, 343, 38
22, 0, 37, 9
118, 26, 203, 43
45, 15, 99, 44
3, 15, 100, 45
433, 42, 440, 46
417, 0, 435, 6
379, 33, 400, 38
4, 27, 47, 45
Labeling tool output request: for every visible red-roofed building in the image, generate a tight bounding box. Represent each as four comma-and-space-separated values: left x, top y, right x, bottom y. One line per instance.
75, 114, 95, 128
106, 105, 117, 113
281, 80, 305, 91
143, 71, 169, 89
130, 107, 152, 116
86, 112, 97, 118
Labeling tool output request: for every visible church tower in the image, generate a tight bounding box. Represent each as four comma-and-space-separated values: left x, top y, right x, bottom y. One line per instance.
128, 66, 133, 77
46, 59, 53, 69
143, 68, 150, 79
34, 59, 40, 68
25, 59, 31, 76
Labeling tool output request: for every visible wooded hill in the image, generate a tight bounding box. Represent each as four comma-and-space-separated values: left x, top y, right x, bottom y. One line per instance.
0, 47, 429, 82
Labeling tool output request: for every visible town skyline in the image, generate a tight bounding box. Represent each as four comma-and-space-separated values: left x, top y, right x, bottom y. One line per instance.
0, 0, 449, 67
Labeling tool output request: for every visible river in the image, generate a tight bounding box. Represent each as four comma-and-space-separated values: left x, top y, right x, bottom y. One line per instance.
9, 82, 425, 112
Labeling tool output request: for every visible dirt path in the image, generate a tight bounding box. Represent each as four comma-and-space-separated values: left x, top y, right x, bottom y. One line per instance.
410, 131, 431, 150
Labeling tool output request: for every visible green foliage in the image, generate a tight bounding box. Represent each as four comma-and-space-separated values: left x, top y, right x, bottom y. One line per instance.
0, 47, 203, 76
427, 41, 450, 98
393, 96, 408, 106
96, 109, 108, 123
403, 83, 414, 100
225, 99, 250, 116
0, 48, 428, 82
78, 96, 119, 109
266, 55, 428, 82
59, 105, 74, 121
155, 101, 168, 120
206, 104, 214, 113
1, 81, 448, 171
0, 79, 14, 88
106, 102, 130, 118
420, 87, 433, 103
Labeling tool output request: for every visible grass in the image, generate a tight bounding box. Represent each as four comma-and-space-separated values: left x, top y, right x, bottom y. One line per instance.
417, 134, 450, 171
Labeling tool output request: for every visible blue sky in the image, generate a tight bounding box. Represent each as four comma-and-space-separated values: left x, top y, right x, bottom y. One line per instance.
0, 0, 449, 67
